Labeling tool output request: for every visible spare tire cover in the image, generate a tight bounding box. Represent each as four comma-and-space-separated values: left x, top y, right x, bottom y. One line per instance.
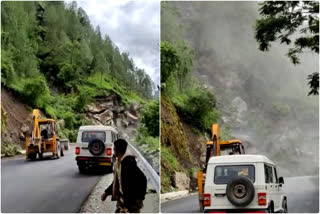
226, 176, 255, 207
88, 139, 105, 156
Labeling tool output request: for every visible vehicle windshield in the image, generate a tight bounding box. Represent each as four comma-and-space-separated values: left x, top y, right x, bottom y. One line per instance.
220, 144, 242, 155
220, 147, 233, 155
81, 131, 111, 143
214, 165, 255, 184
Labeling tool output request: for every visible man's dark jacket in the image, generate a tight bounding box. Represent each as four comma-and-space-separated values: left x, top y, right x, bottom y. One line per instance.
105, 155, 147, 206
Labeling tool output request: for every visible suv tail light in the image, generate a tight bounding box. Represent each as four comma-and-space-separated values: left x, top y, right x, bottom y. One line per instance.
258, 192, 267, 206
204, 193, 211, 207
106, 148, 112, 156
75, 147, 80, 155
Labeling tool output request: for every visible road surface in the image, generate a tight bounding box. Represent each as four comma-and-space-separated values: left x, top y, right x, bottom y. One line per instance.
161, 176, 319, 213
1, 147, 111, 213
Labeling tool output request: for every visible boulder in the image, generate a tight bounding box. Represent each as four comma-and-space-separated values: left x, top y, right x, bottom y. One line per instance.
20, 124, 30, 135
121, 118, 129, 127
129, 102, 140, 116
124, 111, 138, 125
173, 172, 190, 190
97, 109, 113, 125
85, 103, 104, 113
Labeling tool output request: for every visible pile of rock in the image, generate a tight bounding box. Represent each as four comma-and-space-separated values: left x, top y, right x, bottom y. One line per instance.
85, 93, 139, 129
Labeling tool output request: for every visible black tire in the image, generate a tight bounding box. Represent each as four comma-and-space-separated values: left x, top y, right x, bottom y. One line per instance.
78, 166, 86, 174
266, 204, 274, 213
56, 142, 60, 159
88, 139, 105, 156
28, 153, 37, 160
199, 199, 204, 212
282, 200, 288, 213
226, 176, 255, 207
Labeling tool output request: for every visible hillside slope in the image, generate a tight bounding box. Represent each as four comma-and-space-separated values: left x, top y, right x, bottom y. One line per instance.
1, 1, 159, 168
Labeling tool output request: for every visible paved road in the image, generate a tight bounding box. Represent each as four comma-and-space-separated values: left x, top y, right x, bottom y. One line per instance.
1, 147, 111, 213
161, 176, 319, 213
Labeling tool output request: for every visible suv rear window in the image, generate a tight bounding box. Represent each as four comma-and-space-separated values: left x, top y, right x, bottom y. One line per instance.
214, 165, 255, 184
81, 131, 107, 142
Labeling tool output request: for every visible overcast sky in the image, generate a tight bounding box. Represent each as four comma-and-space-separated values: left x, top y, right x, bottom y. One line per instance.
77, 0, 160, 85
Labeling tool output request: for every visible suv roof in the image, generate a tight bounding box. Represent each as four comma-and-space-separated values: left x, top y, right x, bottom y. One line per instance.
79, 125, 118, 132
208, 154, 275, 165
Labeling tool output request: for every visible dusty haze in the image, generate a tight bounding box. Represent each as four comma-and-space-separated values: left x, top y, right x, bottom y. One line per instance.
170, 1, 319, 177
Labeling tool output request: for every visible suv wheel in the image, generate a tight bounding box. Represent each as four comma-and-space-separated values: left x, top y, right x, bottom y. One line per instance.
60, 147, 64, 157
226, 176, 255, 207
56, 142, 60, 159
281, 200, 288, 213
266, 203, 274, 213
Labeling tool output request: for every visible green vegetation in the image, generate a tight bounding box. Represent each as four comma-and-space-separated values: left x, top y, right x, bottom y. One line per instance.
1, 142, 21, 157
255, 1, 319, 95
161, 146, 182, 192
136, 100, 160, 154
1, 2, 155, 142
161, 40, 220, 135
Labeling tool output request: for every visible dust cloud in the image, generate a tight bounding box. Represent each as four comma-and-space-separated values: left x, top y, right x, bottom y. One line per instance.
170, 1, 319, 177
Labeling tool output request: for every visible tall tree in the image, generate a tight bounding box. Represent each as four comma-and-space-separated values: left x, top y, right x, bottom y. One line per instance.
255, 1, 319, 95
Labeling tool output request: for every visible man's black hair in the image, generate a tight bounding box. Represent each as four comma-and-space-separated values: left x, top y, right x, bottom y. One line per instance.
114, 138, 128, 154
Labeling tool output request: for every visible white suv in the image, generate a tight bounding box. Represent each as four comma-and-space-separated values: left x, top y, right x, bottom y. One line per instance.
203, 155, 287, 213
75, 125, 118, 173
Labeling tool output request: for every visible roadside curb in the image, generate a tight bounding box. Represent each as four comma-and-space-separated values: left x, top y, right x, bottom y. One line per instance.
160, 191, 197, 203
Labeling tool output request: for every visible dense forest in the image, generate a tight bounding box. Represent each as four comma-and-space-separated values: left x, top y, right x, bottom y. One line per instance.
2, 1, 154, 100
1, 1, 159, 158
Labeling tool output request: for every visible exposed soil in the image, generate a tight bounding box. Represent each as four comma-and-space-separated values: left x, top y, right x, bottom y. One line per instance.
182, 122, 206, 167
1, 86, 31, 146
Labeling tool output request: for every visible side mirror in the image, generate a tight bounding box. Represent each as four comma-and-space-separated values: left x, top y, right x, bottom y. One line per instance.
279, 177, 284, 184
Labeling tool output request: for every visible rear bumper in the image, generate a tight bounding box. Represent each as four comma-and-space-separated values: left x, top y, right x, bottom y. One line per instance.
204, 209, 266, 213
76, 156, 113, 168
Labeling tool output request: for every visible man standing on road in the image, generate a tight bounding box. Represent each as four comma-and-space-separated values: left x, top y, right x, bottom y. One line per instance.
101, 139, 147, 213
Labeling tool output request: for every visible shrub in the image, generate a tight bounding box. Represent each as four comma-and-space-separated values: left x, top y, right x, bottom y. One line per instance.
62, 111, 75, 129
174, 87, 219, 133
140, 100, 159, 137
75, 86, 95, 112
22, 76, 50, 108
1, 142, 21, 157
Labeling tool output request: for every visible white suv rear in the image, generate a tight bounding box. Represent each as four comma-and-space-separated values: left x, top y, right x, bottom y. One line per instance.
203, 155, 287, 213
75, 125, 118, 173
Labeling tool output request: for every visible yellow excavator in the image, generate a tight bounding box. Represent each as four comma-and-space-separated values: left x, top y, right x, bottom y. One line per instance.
25, 109, 64, 160
197, 123, 245, 211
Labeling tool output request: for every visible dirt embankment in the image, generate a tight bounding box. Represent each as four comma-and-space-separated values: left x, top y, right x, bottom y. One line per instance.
1, 86, 31, 146
161, 95, 206, 192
